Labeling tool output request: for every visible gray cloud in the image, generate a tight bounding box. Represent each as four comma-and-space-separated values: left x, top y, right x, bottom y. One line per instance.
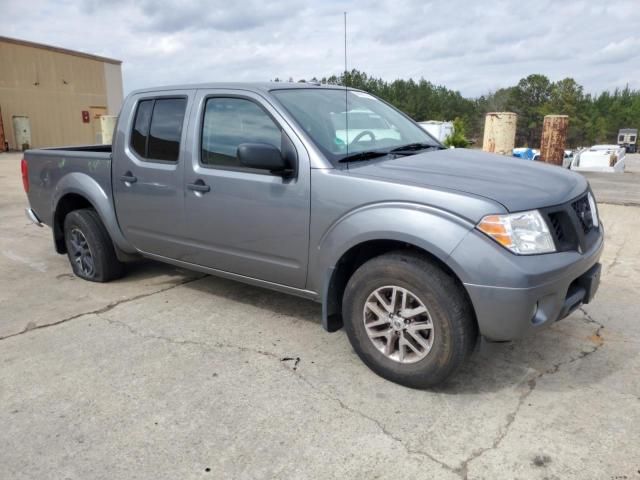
2, 0, 639, 97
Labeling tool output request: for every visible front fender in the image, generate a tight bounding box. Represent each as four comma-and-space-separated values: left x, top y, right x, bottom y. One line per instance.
308, 202, 475, 326
53, 172, 135, 253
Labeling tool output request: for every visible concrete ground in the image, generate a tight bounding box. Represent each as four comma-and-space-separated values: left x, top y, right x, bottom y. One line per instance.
583, 153, 640, 205
1, 151, 639, 480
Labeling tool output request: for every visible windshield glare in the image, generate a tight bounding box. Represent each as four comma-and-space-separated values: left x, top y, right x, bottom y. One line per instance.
271, 89, 439, 163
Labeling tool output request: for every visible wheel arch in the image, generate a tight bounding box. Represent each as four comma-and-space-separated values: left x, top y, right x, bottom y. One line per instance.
53, 193, 94, 253
313, 204, 477, 332
52, 173, 135, 255
321, 239, 476, 332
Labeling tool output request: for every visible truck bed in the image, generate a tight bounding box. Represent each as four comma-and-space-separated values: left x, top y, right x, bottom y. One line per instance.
24, 145, 113, 228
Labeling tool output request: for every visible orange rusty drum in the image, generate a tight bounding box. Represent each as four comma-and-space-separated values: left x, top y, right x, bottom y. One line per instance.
540, 115, 569, 166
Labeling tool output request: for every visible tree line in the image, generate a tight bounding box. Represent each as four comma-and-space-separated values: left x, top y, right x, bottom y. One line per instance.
281, 70, 640, 148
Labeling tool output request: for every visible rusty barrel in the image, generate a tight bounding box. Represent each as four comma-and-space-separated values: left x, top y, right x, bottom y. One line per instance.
482, 112, 517, 155
540, 115, 569, 166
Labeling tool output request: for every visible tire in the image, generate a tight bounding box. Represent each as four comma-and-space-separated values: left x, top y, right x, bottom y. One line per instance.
342, 251, 477, 388
63, 209, 124, 282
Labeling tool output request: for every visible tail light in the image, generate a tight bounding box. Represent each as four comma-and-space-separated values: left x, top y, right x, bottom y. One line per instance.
21, 158, 29, 193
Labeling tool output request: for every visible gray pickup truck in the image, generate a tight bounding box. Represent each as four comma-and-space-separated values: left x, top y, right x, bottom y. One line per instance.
22, 83, 603, 388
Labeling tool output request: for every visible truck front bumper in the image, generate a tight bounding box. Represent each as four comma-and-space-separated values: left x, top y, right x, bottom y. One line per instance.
450, 227, 604, 341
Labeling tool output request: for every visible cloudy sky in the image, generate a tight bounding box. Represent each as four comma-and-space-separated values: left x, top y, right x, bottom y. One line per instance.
2, 0, 639, 97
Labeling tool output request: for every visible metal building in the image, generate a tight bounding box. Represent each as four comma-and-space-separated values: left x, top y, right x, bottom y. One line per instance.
0, 36, 123, 150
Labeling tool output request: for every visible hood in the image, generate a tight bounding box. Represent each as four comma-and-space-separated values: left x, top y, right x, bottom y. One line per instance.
347, 148, 588, 212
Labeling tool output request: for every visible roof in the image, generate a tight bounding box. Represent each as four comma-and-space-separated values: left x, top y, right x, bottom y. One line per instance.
0, 35, 121, 65
128, 82, 353, 96
619, 128, 638, 134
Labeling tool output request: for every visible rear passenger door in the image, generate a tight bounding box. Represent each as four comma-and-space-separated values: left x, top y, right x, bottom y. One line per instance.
113, 92, 192, 259
181, 89, 311, 288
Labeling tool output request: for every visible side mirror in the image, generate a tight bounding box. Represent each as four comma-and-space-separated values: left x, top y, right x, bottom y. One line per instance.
237, 143, 292, 176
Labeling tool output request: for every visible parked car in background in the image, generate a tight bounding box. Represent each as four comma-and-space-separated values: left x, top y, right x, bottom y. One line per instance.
571, 145, 626, 173
563, 150, 574, 169
523, 149, 571, 168
617, 128, 637, 153
512, 147, 534, 160
22, 82, 603, 388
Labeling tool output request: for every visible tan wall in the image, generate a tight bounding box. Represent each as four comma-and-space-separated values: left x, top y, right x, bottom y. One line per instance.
104, 63, 124, 116
0, 39, 122, 149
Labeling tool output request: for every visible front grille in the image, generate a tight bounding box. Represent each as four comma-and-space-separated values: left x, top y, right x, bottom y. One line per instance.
571, 195, 595, 234
548, 213, 565, 242
546, 210, 577, 252
542, 192, 599, 253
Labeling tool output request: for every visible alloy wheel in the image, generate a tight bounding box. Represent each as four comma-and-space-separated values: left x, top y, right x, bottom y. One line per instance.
363, 285, 435, 363
69, 228, 95, 277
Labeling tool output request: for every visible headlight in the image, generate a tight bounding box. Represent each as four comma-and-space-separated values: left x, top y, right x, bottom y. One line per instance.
587, 192, 599, 228
477, 210, 556, 255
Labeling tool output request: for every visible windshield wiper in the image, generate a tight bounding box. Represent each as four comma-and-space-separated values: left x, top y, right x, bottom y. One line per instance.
388, 143, 440, 155
338, 150, 389, 163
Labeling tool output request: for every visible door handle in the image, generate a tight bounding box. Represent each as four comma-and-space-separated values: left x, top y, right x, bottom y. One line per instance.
187, 180, 211, 193
120, 172, 137, 184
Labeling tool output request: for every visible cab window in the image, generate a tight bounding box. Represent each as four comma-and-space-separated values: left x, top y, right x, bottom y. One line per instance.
130, 97, 186, 162
201, 97, 282, 169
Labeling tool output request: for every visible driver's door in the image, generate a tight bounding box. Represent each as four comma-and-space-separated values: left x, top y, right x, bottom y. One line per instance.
181, 90, 311, 288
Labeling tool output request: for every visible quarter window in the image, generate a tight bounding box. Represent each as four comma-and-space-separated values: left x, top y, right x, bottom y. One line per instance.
130, 97, 186, 162
131, 100, 153, 158
201, 97, 282, 169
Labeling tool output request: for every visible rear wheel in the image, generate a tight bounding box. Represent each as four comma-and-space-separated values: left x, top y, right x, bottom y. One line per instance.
63, 209, 124, 282
342, 251, 477, 388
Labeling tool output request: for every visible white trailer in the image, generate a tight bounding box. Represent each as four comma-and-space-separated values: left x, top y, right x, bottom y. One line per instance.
418, 121, 453, 143
571, 145, 626, 173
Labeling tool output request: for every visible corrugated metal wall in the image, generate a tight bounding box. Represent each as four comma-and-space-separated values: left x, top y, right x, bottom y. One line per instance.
0, 38, 123, 149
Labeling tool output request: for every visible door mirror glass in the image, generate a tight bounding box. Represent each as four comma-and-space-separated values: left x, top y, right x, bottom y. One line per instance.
238, 143, 291, 175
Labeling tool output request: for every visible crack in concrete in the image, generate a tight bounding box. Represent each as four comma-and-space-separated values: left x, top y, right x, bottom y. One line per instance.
456, 307, 606, 479
455, 377, 537, 479
291, 371, 460, 475
103, 316, 281, 362
0, 275, 206, 341
18, 281, 606, 480
605, 241, 624, 274
100, 313, 460, 475
100, 305, 608, 480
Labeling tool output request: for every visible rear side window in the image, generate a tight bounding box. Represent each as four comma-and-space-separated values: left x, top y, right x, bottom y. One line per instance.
130, 97, 186, 162
131, 100, 153, 157
201, 97, 282, 169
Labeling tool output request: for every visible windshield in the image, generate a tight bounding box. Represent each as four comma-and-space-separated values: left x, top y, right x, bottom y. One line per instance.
270, 88, 440, 164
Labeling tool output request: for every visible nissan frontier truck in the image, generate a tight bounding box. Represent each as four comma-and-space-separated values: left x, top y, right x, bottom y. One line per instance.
22, 83, 603, 388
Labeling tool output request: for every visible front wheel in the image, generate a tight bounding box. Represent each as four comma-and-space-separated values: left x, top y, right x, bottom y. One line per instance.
63, 209, 124, 282
342, 251, 477, 388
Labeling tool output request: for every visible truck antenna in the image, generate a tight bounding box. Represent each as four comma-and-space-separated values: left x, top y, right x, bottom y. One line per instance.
344, 11, 349, 158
